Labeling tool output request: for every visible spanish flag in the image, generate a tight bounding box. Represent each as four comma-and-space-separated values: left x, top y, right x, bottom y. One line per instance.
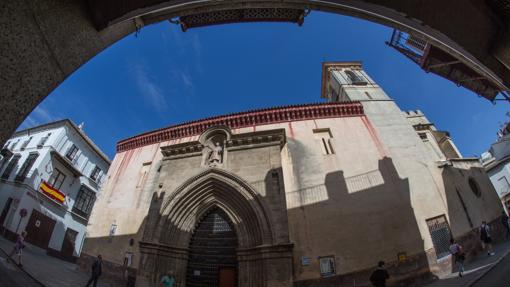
39, 181, 65, 204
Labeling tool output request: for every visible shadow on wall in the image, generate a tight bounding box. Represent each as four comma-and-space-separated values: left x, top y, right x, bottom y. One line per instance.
80, 166, 293, 287
289, 157, 430, 287
441, 163, 507, 261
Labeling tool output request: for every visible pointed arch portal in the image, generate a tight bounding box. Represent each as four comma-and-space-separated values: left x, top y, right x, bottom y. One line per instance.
139, 169, 293, 287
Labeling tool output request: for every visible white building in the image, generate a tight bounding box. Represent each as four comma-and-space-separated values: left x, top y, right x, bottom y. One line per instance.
481, 123, 510, 213
0, 120, 110, 262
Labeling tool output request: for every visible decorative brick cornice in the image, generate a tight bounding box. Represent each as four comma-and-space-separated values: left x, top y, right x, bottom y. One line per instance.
116, 102, 364, 153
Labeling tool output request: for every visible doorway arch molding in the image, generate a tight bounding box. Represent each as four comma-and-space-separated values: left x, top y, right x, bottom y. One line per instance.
139, 168, 293, 287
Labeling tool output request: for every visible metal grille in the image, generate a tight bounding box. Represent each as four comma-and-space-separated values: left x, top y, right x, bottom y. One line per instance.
426, 215, 452, 259
186, 208, 238, 287
179, 8, 306, 31
386, 30, 427, 65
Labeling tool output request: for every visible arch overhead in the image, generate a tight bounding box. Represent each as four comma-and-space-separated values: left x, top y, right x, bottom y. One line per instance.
88, 0, 510, 101
2, 0, 510, 146
139, 168, 293, 286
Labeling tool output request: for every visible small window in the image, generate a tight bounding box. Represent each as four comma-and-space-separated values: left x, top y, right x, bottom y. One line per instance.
65, 144, 79, 161
319, 256, 336, 277
469, 177, 481, 197
345, 70, 367, 85
49, 168, 66, 190
498, 176, 510, 193
10, 140, 20, 150
313, 129, 335, 155
15, 153, 39, 182
426, 215, 452, 259
364, 91, 373, 100
90, 166, 101, 181
37, 133, 51, 148
418, 132, 428, 141
1, 154, 21, 180
108, 223, 117, 243
72, 185, 96, 219
20, 136, 33, 150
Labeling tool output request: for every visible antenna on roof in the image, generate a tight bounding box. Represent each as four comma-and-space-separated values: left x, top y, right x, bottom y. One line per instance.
78, 122, 85, 130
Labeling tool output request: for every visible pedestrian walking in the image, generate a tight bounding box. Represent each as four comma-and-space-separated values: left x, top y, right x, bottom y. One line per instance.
85, 254, 103, 287
480, 221, 495, 256
502, 211, 510, 239
160, 271, 175, 287
449, 238, 466, 277
369, 261, 390, 287
8, 231, 27, 267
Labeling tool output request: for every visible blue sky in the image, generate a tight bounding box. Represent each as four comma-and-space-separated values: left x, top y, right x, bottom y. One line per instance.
19, 12, 508, 159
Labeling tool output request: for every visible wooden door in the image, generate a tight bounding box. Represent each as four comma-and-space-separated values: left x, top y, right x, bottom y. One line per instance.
61, 228, 78, 258
218, 267, 236, 287
25, 209, 56, 249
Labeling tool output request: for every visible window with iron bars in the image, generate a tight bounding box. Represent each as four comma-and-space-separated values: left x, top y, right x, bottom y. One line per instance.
15, 153, 39, 182
72, 185, 96, 219
1, 154, 21, 180
426, 215, 452, 259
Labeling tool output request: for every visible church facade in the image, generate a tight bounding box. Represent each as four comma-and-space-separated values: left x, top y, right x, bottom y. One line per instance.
81, 62, 504, 287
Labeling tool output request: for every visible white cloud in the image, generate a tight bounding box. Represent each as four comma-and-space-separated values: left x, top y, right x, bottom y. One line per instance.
181, 72, 193, 89
132, 62, 169, 114
33, 106, 54, 123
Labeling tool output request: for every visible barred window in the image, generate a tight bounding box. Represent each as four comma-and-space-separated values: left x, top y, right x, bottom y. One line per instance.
1, 154, 21, 180
72, 186, 96, 218
66, 144, 79, 161
49, 168, 66, 190
15, 153, 39, 182
90, 166, 101, 181
426, 215, 452, 259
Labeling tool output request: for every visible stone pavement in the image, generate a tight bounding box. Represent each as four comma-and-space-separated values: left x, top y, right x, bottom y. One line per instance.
0, 236, 111, 287
420, 239, 510, 287
0, 235, 509, 287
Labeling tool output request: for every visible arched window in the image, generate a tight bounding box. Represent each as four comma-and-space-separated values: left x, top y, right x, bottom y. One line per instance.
345, 70, 367, 85
468, 177, 481, 197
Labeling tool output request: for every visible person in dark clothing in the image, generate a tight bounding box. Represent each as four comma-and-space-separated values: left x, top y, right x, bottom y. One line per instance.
86, 255, 103, 287
370, 261, 390, 287
502, 211, 510, 239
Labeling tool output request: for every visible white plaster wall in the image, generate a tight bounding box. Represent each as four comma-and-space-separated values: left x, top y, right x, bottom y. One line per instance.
0, 121, 110, 256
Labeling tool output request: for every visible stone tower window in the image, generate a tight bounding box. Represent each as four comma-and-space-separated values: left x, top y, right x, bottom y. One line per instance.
313, 129, 335, 155
345, 70, 367, 85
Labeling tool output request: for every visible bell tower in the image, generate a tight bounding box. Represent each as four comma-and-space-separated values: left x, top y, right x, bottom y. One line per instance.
321, 62, 390, 102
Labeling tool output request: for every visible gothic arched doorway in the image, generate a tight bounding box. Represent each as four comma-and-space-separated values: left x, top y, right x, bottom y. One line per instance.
186, 208, 238, 287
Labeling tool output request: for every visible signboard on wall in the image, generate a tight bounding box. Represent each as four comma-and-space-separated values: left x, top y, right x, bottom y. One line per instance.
39, 181, 65, 204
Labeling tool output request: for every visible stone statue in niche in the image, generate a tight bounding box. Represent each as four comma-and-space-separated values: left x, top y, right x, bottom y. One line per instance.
202, 141, 223, 167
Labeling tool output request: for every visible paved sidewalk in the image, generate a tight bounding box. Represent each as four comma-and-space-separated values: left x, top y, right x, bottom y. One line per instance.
0, 236, 111, 287
420, 239, 510, 287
